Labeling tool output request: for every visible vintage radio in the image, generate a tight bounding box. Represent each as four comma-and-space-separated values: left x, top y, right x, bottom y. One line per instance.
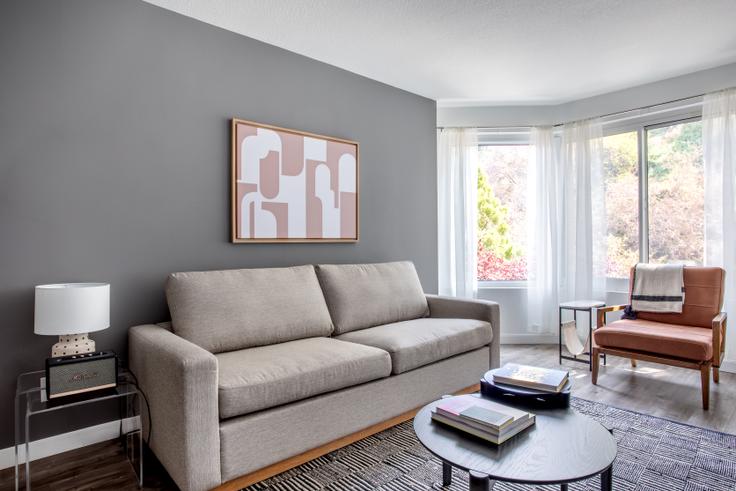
45, 351, 118, 399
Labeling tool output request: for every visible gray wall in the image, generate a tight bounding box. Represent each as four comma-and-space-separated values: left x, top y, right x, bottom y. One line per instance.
0, 0, 437, 448
438, 61, 736, 127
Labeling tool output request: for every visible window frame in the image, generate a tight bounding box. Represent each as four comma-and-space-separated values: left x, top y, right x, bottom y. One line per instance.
604, 114, 703, 277
476, 129, 532, 287
475, 97, 705, 288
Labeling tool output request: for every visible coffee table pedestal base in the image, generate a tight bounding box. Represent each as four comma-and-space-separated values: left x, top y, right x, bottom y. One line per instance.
441, 464, 614, 491
601, 466, 613, 491
442, 461, 452, 486
469, 471, 490, 491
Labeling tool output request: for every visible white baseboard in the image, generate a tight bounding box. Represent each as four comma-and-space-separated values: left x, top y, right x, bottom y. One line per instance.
0, 416, 139, 471
501, 333, 558, 344
719, 360, 736, 374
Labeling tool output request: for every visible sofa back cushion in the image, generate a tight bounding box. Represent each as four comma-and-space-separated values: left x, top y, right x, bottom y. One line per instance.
166, 265, 333, 353
316, 261, 429, 335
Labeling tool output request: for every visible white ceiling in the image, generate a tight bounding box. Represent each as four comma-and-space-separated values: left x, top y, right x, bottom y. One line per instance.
144, 0, 736, 105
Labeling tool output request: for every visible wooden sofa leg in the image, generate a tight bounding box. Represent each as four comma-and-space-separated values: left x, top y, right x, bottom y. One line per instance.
713, 367, 720, 384
701, 364, 711, 410
630, 359, 637, 368
592, 348, 600, 385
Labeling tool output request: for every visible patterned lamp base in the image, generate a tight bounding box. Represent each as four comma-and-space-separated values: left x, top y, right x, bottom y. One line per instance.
51, 333, 95, 357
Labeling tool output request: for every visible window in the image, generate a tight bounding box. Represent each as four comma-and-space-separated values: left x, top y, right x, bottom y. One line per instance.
475, 102, 704, 284
602, 118, 704, 278
477, 145, 529, 281
602, 131, 639, 278
647, 120, 704, 265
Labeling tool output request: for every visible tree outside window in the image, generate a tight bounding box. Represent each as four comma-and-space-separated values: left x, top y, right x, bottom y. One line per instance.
477, 145, 528, 281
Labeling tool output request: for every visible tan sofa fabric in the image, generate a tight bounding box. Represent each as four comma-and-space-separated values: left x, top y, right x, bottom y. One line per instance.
336, 318, 492, 374
219, 347, 489, 481
129, 324, 221, 491
130, 264, 503, 491
425, 294, 502, 369
594, 318, 714, 361
166, 265, 333, 353
216, 337, 391, 419
316, 261, 429, 335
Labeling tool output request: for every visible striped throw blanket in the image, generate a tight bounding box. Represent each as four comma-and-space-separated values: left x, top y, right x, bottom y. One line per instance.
631, 263, 685, 313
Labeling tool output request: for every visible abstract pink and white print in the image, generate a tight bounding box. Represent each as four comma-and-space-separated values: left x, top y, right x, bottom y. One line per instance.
234, 121, 358, 241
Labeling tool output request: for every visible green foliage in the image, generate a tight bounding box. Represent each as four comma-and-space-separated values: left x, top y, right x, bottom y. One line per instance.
477, 171, 517, 260
602, 132, 638, 178
604, 120, 704, 277
648, 122, 703, 179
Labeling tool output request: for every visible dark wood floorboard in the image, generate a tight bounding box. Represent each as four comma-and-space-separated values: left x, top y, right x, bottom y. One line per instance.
2, 344, 734, 490
0, 439, 177, 491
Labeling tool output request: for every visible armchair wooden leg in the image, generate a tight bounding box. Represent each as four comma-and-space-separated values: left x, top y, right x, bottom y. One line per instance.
630, 359, 637, 368
713, 367, 720, 384
592, 348, 600, 385
701, 364, 711, 410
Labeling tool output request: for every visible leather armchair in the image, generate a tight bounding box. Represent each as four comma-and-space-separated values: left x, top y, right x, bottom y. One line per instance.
592, 267, 727, 410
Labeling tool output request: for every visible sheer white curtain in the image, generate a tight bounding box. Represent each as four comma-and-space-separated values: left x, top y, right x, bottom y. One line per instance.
559, 120, 607, 304
438, 128, 478, 298
527, 127, 560, 332
527, 120, 606, 333
703, 88, 736, 350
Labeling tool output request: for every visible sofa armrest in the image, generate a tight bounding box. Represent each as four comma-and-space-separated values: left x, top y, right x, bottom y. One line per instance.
425, 295, 501, 369
129, 324, 220, 491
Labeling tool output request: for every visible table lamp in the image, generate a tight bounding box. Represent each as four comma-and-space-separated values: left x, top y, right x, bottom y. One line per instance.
34, 283, 110, 357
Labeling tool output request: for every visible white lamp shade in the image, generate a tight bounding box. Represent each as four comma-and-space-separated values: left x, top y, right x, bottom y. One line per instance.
34, 283, 110, 335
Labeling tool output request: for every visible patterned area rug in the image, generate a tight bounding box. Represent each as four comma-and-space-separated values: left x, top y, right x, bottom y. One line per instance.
243, 398, 736, 490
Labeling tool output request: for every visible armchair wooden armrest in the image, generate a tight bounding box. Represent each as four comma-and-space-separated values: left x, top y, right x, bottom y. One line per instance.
597, 304, 627, 328
713, 312, 728, 370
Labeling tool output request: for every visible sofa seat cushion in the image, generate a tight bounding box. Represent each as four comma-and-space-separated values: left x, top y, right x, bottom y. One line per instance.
216, 337, 391, 419
336, 318, 492, 374
316, 261, 429, 335
594, 319, 713, 361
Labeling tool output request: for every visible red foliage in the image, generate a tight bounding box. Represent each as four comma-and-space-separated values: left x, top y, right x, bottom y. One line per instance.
477, 243, 528, 281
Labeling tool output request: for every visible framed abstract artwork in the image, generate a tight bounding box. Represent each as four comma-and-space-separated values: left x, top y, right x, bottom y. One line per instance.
231, 118, 359, 243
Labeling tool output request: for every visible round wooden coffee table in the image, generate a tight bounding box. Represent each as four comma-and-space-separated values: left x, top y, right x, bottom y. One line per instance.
413, 394, 616, 491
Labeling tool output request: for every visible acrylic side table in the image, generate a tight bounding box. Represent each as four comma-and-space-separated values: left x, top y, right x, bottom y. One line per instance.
14, 369, 143, 490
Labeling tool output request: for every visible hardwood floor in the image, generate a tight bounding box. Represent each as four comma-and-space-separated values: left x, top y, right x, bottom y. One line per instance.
0, 442, 177, 491
502, 344, 736, 434
2, 343, 735, 490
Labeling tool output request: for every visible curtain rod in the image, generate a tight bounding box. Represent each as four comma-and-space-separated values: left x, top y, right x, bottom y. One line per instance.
575, 92, 704, 124
437, 92, 706, 130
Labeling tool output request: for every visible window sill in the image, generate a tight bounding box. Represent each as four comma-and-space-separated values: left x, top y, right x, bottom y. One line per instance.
478, 281, 528, 289
478, 279, 630, 293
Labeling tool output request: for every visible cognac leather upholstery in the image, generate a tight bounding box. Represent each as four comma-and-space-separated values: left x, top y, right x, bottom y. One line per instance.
594, 266, 725, 361
629, 266, 725, 328
593, 266, 726, 411
594, 319, 713, 361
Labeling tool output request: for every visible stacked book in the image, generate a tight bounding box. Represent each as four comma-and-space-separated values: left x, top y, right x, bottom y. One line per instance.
431, 395, 535, 444
492, 363, 570, 393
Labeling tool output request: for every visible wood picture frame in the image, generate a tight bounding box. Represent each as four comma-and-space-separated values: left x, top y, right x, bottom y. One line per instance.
231, 118, 359, 243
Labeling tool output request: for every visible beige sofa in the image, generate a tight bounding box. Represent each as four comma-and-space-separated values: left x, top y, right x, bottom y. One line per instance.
129, 261, 500, 491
